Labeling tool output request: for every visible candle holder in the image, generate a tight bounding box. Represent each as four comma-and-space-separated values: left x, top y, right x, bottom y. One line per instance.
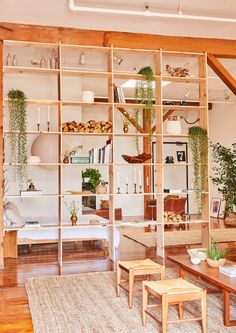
37, 123, 40, 131
47, 121, 50, 132
134, 183, 137, 194
117, 187, 120, 194
126, 183, 128, 194
139, 185, 142, 193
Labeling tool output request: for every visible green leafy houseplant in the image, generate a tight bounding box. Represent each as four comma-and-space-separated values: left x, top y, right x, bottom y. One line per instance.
82, 168, 102, 190
211, 142, 236, 213
188, 126, 208, 213
8, 89, 28, 190
207, 237, 226, 260
135, 66, 154, 153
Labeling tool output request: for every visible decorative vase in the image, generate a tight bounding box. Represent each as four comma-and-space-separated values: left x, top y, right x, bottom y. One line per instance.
206, 258, 225, 268
63, 156, 70, 164
166, 116, 182, 134
70, 215, 78, 226
96, 184, 107, 194
123, 125, 129, 133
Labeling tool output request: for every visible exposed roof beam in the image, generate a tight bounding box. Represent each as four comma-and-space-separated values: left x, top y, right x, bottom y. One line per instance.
1, 23, 236, 57
207, 54, 236, 95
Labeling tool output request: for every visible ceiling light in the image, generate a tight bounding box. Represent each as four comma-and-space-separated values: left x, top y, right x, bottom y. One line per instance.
113, 55, 123, 65
121, 79, 170, 88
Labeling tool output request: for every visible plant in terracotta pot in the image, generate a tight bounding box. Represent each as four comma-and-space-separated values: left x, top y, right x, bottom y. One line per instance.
64, 200, 79, 226
207, 238, 226, 268
96, 180, 108, 194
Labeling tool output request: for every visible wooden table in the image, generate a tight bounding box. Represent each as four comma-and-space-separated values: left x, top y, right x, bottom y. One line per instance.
167, 254, 236, 326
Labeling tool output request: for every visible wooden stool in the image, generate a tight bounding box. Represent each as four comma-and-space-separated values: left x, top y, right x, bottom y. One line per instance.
142, 278, 207, 333
117, 259, 165, 308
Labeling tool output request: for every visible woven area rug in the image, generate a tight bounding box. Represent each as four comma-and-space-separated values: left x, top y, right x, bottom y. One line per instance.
25, 269, 236, 333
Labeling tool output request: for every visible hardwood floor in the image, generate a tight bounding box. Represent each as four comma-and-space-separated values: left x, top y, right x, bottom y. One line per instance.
0, 230, 235, 333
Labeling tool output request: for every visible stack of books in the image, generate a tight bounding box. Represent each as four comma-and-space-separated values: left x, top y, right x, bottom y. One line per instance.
89, 139, 113, 164
114, 85, 126, 103
219, 265, 236, 277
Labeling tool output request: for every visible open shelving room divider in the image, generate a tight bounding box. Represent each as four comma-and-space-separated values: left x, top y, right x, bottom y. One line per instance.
1, 40, 210, 269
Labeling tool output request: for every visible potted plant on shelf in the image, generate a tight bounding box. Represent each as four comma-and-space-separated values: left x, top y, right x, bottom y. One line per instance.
188, 126, 208, 213
64, 200, 79, 226
211, 142, 236, 221
82, 168, 102, 192
135, 66, 154, 153
207, 237, 226, 267
8, 89, 28, 190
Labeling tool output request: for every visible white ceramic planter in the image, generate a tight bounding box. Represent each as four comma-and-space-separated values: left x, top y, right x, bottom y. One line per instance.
82, 90, 95, 103
166, 120, 182, 134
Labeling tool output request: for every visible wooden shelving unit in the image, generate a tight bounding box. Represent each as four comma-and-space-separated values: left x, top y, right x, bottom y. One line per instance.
1, 40, 210, 267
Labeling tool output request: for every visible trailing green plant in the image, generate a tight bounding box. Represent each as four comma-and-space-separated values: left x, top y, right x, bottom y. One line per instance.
82, 168, 102, 190
135, 66, 154, 153
207, 237, 226, 260
188, 126, 208, 213
8, 89, 28, 190
211, 142, 236, 213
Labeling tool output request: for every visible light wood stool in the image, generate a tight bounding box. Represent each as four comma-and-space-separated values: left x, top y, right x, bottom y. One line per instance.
142, 278, 207, 333
116, 259, 165, 308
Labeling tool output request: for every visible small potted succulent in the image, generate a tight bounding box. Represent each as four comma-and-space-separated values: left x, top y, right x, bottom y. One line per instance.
207, 238, 226, 268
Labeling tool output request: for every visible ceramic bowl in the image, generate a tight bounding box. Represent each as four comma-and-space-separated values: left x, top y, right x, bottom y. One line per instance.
191, 257, 201, 265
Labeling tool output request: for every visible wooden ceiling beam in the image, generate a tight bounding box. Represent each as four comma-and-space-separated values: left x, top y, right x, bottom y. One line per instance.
207, 54, 236, 95
1, 22, 236, 57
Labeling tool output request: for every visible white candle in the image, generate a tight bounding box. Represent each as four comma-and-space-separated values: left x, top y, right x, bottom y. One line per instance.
117, 172, 120, 187
134, 167, 137, 184
126, 177, 128, 185
146, 176, 149, 186
139, 170, 142, 186
37, 107, 40, 124
47, 106, 50, 122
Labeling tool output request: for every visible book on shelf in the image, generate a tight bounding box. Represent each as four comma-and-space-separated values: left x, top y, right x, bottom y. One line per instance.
70, 156, 90, 164
20, 190, 42, 196
24, 221, 41, 228
114, 85, 125, 103
89, 140, 113, 164
219, 265, 236, 277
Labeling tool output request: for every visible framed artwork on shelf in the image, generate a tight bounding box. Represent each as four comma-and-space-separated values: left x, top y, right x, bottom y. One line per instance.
210, 197, 221, 218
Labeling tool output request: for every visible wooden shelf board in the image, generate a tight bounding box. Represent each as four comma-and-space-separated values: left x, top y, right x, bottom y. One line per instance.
4, 225, 60, 231
3, 98, 60, 105
4, 66, 60, 75
4, 40, 59, 48
61, 69, 111, 78
62, 163, 112, 167
62, 101, 112, 107
162, 76, 205, 83
162, 50, 205, 56
61, 44, 110, 52
4, 163, 60, 166
162, 105, 206, 111
113, 72, 160, 80
115, 102, 161, 108
62, 132, 112, 136
4, 194, 60, 199
4, 130, 60, 135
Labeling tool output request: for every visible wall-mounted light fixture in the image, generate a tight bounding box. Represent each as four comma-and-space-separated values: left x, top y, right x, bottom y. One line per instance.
113, 54, 123, 65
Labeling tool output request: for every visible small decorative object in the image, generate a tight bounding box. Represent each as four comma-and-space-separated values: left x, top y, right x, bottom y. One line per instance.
12, 54, 17, 66
206, 238, 226, 268
47, 106, 50, 132
166, 64, 189, 77
8, 89, 28, 190
210, 197, 221, 218
37, 107, 40, 131
191, 257, 201, 265
165, 156, 174, 164
139, 185, 142, 193
46, 57, 51, 69
187, 248, 207, 261
96, 180, 108, 194
40, 56, 47, 68
6, 53, 12, 66
63, 145, 83, 164
82, 168, 102, 191
81, 91, 95, 103
100, 200, 109, 210
133, 183, 137, 194
27, 179, 36, 191
176, 151, 186, 162
123, 124, 129, 133
188, 126, 208, 213
79, 51, 85, 65
64, 200, 79, 226
166, 115, 182, 134
122, 152, 151, 164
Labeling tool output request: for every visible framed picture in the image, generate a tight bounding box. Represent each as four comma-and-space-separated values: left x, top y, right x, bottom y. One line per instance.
210, 198, 221, 218
176, 150, 186, 162
218, 200, 226, 219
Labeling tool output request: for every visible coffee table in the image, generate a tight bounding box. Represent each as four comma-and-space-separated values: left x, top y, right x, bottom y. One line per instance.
167, 254, 236, 326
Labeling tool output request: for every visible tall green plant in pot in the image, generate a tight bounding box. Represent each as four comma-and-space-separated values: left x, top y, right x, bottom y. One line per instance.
135, 66, 154, 154
211, 142, 236, 213
8, 89, 28, 190
188, 126, 208, 213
